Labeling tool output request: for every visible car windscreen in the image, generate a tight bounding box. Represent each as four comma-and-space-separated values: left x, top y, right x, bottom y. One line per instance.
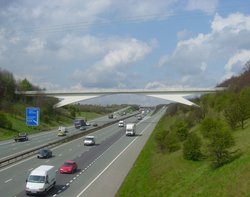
63, 162, 74, 166
28, 175, 45, 183
85, 137, 94, 140
38, 149, 48, 154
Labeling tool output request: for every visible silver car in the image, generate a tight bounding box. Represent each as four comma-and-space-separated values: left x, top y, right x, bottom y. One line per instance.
83, 136, 95, 146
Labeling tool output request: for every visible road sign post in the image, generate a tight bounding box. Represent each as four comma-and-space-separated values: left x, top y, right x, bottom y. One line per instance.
26, 107, 40, 126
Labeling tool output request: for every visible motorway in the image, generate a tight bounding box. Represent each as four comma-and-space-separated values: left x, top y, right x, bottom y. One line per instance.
0, 108, 130, 161
0, 107, 165, 197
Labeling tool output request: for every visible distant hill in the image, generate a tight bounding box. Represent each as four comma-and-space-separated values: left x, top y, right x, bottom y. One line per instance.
217, 61, 250, 90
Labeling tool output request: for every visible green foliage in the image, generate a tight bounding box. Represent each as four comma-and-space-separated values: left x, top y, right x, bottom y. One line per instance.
18, 78, 33, 91
224, 103, 239, 129
0, 68, 16, 104
236, 87, 250, 129
200, 116, 224, 138
183, 132, 202, 161
223, 87, 250, 129
174, 121, 189, 141
164, 130, 180, 153
0, 112, 12, 129
208, 129, 235, 168
42, 115, 50, 123
155, 129, 169, 152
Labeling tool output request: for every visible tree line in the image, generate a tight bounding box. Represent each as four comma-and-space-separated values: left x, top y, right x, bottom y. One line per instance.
154, 61, 250, 168
0, 68, 130, 132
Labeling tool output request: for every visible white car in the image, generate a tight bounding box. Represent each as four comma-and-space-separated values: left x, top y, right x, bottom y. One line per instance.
118, 120, 125, 127
83, 136, 95, 146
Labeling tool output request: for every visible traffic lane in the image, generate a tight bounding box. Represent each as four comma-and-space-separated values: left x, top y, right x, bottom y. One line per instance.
0, 137, 87, 197
0, 126, 68, 159
0, 118, 102, 160
48, 111, 164, 197
78, 109, 165, 197
0, 110, 135, 160
15, 125, 126, 197
0, 117, 137, 197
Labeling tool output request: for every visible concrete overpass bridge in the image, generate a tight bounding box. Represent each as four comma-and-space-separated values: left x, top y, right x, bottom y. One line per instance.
16, 88, 225, 108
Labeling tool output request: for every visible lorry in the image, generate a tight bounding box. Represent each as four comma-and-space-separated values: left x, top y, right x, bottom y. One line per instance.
74, 118, 86, 129
25, 165, 56, 195
125, 123, 136, 136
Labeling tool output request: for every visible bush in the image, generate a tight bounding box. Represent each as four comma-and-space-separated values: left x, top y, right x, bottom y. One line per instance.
174, 121, 189, 141
164, 131, 180, 153
43, 115, 50, 123
155, 129, 169, 152
0, 112, 12, 129
183, 133, 202, 161
200, 116, 224, 138
208, 129, 235, 168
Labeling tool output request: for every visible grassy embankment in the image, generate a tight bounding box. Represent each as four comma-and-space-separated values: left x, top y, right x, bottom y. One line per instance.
0, 104, 104, 141
116, 113, 250, 197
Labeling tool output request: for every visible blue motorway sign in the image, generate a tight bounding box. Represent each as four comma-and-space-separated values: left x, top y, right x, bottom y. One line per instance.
26, 107, 40, 126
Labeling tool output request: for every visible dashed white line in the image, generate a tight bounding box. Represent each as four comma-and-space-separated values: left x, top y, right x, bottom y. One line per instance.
28, 168, 33, 171
76, 121, 152, 197
5, 179, 12, 183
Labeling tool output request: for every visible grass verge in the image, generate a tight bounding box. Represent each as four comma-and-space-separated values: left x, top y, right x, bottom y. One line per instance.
116, 114, 250, 197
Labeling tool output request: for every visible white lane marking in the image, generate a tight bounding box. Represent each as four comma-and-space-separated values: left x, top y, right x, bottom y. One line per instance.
0, 111, 159, 173
58, 153, 62, 157
45, 160, 50, 163
76, 121, 152, 197
28, 168, 33, 171
5, 179, 12, 183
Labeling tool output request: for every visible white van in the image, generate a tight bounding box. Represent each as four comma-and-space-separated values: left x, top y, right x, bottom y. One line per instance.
26, 165, 56, 195
126, 123, 136, 136
58, 126, 68, 132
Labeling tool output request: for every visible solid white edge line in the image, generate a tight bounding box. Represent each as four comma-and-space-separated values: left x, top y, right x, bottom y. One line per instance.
76, 120, 153, 197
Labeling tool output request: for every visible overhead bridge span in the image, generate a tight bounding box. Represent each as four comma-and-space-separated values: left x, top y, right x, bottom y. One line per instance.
16, 88, 225, 108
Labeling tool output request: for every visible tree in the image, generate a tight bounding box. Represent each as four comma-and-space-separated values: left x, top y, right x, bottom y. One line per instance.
164, 131, 180, 153
200, 116, 224, 138
18, 78, 33, 91
224, 104, 239, 129
0, 112, 12, 129
174, 121, 189, 141
208, 129, 235, 168
155, 129, 169, 152
183, 133, 202, 161
236, 87, 250, 129
0, 68, 16, 103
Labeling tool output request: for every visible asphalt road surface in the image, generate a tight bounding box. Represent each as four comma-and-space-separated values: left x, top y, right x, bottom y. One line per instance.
0, 107, 165, 197
0, 108, 131, 161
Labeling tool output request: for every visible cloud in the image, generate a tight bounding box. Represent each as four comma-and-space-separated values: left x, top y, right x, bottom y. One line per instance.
211, 13, 250, 33
145, 81, 167, 89
158, 12, 250, 87
223, 50, 250, 80
186, 0, 218, 14
24, 38, 45, 54
71, 37, 152, 88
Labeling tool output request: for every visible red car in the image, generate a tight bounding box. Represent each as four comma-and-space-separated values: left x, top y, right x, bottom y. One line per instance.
59, 160, 78, 174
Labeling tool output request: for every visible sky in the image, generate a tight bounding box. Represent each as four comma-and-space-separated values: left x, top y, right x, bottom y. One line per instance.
1, 0, 250, 105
